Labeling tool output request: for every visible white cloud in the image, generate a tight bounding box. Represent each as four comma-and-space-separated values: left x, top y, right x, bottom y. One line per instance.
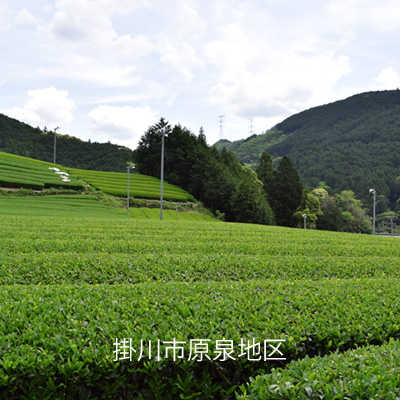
373, 67, 400, 89
2, 0, 400, 148
0, 4, 11, 30
49, 0, 113, 42
48, 0, 153, 55
37, 53, 138, 87
326, 0, 400, 32
14, 8, 40, 27
89, 105, 158, 147
43, 0, 154, 87
158, 39, 204, 83
4, 87, 76, 129
209, 46, 351, 119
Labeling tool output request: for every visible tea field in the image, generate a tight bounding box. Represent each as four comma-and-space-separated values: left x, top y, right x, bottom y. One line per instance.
0, 151, 194, 202
1, 210, 400, 399
67, 167, 194, 202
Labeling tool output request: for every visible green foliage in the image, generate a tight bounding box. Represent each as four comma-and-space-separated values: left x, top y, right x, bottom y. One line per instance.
255, 152, 274, 199
266, 156, 303, 227
68, 167, 194, 202
238, 339, 400, 399
0, 151, 84, 191
316, 190, 371, 233
1, 213, 400, 398
1, 215, 400, 284
0, 113, 134, 172
135, 120, 274, 225
215, 90, 400, 210
0, 194, 129, 218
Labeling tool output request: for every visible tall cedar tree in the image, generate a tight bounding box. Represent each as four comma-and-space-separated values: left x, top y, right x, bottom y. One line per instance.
267, 155, 303, 227
134, 118, 171, 177
256, 152, 274, 199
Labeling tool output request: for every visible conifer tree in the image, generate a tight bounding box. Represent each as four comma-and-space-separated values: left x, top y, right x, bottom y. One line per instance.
268, 155, 303, 227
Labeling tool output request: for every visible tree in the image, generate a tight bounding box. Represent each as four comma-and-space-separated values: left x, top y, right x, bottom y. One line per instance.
268, 156, 303, 227
135, 118, 171, 177
294, 191, 322, 228
135, 120, 275, 225
256, 152, 274, 199
231, 167, 275, 225
336, 190, 371, 233
316, 197, 344, 231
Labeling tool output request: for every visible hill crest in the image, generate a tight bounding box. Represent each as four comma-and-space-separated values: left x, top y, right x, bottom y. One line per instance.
214, 89, 400, 207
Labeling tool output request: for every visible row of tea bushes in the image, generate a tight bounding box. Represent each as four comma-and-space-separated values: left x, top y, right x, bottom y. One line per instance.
238, 339, 400, 399
1, 279, 400, 398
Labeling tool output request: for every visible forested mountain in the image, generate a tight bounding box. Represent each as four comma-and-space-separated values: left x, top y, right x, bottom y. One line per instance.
214, 90, 400, 208
0, 113, 134, 172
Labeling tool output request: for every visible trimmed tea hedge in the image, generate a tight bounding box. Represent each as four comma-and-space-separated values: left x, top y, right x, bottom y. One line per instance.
237, 339, 400, 399
67, 167, 195, 201
0, 152, 84, 191
1, 279, 400, 399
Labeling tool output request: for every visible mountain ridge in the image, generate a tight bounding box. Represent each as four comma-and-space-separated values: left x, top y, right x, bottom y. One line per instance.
214, 89, 400, 207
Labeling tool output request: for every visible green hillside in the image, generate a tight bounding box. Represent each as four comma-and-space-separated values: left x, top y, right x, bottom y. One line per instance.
0, 151, 194, 202
215, 90, 400, 208
0, 113, 134, 171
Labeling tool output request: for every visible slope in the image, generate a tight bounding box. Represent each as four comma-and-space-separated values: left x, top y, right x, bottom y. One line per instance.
0, 113, 134, 172
215, 90, 400, 207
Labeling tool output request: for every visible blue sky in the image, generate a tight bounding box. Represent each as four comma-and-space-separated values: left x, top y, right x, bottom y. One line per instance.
1, 0, 400, 150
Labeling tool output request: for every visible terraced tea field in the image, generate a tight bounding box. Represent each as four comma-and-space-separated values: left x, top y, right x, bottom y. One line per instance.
1, 212, 399, 399
0, 151, 194, 202
67, 167, 194, 201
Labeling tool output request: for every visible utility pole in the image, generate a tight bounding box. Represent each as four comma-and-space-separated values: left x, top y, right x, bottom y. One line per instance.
390, 215, 394, 236
127, 164, 135, 214
369, 189, 377, 235
160, 127, 168, 221
53, 127, 59, 164
218, 115, 224, 140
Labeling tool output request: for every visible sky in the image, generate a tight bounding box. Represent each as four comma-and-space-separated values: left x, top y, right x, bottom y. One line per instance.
1, 0, 400, 150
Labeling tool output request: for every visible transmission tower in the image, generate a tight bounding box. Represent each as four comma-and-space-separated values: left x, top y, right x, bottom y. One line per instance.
218, 115, 224, 139
249, 119, 254, 136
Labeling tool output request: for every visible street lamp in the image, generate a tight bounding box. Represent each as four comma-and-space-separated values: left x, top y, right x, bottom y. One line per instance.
369, 188, 376, 235
160, 127, 168, 221
302, 214, 307, 229
53, 127, 59, 164
127, 164, 135, 214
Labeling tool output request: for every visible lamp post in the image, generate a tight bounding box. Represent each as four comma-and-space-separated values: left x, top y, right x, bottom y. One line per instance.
302, 213, 307, 229
53, 127, 59, 164
127, 164, 135, 214
160, 127, 168, 221
369, 188, 376, 235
